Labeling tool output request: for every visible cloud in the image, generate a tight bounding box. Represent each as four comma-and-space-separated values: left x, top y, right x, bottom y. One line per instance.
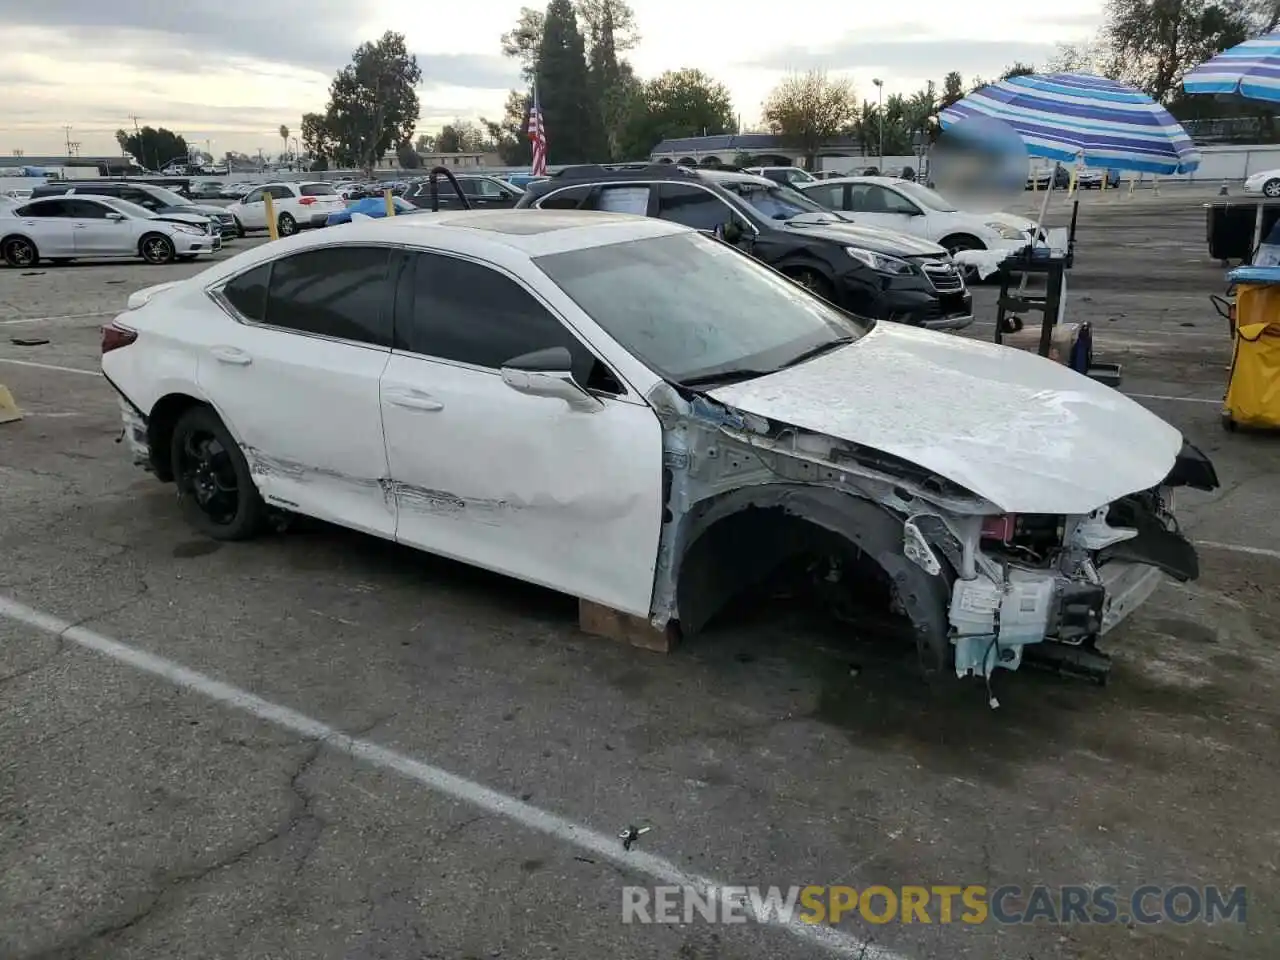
0, 6, 520, 90
736, 19, 1106, 78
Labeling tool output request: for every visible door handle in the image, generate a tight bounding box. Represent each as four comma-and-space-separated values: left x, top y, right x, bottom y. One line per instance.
210, 346, 252, 365
385, 388, 443, 411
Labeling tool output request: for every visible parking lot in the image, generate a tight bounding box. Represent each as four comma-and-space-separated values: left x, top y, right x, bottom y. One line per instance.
1, 186, 1277, 959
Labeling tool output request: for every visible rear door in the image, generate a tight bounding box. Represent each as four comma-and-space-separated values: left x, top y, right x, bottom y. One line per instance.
11, 198, 77, 256
199, 245, 397, 536
655, 183, 739, 236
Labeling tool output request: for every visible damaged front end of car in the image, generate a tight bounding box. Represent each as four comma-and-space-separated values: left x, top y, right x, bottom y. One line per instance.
645, 383, 1220, 686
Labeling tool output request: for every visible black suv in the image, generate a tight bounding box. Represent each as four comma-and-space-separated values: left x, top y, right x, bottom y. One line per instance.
30, 180, 237, 239
403, 175, 524, 210
516, 165, 972, 330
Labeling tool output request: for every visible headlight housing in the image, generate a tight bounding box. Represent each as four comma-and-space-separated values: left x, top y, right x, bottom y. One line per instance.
846, 246, 913, 275
172, 224, 205, 237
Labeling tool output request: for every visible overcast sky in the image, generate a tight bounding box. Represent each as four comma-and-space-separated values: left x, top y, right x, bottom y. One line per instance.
0, 0, 1105, 157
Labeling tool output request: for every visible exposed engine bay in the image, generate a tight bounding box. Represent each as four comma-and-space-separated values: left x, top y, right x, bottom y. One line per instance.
646, 382, 1220, 691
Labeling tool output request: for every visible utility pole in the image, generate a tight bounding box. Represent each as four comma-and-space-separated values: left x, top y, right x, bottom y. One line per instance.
63, 125, 73, 155
872, 78, 885, 173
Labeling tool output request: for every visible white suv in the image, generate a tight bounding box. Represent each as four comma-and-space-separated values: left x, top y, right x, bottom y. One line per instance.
228, 181, 347, 237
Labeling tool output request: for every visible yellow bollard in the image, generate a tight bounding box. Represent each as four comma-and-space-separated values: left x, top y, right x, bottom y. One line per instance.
0, 383, 22, 424
384, 188, 395, 217
1152, 175, 1160, 197
1067, 166, 1079, 198
1127, 174, 1136, 199
264, 192, 279, 241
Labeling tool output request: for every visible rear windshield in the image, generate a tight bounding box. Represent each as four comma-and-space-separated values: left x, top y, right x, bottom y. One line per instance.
300, 183, 337, 196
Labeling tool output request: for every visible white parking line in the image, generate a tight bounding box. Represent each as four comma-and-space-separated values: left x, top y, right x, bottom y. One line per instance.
0, 358, 102, 377
1196, 540, 1280, 561
0, 594, 899, 960
1126, 392, 1221, 405
0, 311, 115, 326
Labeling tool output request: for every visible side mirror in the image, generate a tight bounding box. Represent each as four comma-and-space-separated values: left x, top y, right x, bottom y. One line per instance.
716, 219, 743, 244
499, 189, 512, 200
105, 212, 126, 221
500, 346, 601, 412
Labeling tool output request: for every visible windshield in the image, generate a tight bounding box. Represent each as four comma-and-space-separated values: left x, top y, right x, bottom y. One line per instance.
145, 186, 189, 206
534, 232, 872, 385
893, 181, 957, 212
301, 182, 337, 196
97, 195, 157, 219
719, 180, 829, 222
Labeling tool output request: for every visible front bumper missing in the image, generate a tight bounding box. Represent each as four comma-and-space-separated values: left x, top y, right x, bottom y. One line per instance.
948, 559, 1166, 679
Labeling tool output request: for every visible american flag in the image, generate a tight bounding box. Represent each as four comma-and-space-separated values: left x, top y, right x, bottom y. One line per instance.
528, 85, 548, 176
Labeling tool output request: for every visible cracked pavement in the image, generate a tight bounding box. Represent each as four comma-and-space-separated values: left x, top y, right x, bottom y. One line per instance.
1, 189, 1278, 959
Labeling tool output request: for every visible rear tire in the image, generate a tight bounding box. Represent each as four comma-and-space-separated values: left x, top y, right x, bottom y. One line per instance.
170, 406, 266, 541
943, 234, 985, 282
277, 212, 297, 236
2, 236, 38, 267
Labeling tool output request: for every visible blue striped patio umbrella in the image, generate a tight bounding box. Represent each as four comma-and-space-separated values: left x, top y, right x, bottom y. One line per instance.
1184, 31, 1280, 102
940, 72, 1201, 176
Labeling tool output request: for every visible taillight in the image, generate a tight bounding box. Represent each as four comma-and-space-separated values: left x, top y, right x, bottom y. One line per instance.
101, 322, 137, 355
981, 514, 1016, 542
298, 196, 316, 205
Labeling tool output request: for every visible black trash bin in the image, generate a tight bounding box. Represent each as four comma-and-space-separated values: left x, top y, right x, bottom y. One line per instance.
1205, 198, 1280, 263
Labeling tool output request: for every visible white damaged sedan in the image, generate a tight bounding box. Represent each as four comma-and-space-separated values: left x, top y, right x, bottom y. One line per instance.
99, 210, 1218, 684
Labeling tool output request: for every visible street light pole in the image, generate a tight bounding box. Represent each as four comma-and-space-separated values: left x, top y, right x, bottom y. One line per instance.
872, 78, 884, 173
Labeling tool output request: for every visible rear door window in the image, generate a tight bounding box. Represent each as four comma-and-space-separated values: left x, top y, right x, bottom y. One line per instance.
220, 264, 271, 322
263, 246, 393, 346
587, 185, 651, 215
536, 186, 590, 210
17, 199, 74, 217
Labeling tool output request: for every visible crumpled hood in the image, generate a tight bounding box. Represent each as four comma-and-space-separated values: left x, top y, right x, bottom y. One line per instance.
780, 218, 948, 256
708, 323, 1184, 515
984, 211, 1037, 234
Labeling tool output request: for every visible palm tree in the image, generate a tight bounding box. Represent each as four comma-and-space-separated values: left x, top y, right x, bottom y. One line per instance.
279, 125, 290, 163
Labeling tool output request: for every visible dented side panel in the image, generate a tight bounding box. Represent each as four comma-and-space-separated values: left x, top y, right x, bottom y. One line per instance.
380, 353, 666, 618
196, 327, 397, 538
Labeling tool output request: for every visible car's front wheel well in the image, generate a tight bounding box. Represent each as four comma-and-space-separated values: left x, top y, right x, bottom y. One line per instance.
148, 394, 209, 481
671, 488, 954, 670
941, 233, 985, 252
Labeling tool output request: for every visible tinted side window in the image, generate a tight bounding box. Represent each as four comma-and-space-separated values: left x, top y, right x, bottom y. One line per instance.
68, 199, 109, 218
264, 247, 393, 346
267, 185, 294, 200
657, 184, 734, 231
398, 252, 618, 391
299, 183, 336, 196
881, 188, 921, 215
221, 264, 270, 322
801, 184, 840, 209
121, 188, 157, 208
20, 199, 73, 217
243, 188, 265, 204
74, 185, 115, 198
587, 185, 651, 215
537, 186, 589, 210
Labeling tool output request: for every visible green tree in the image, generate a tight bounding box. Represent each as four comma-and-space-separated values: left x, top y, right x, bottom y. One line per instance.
323, 31, 422, 172
940, 71, 965, 109
397, 143, 422, 168
620, 68, 737, 158
300, 112, 334, 161
501, 6, 546, 82
581, 0, 641, 160
537, 0, 603, 163
279, 124, 290, 160
1104, 0, 1251, 103
762, 70, 858, 166
1001, 62, 1037, 79
436, 120, 487, 153
114, 126, 188, 171
481, 91, 535, 165
415, 133, 436, 152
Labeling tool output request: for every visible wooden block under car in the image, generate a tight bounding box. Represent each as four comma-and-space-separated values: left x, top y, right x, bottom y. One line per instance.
1000, 321, 1082, 365
578, 599, 677, 653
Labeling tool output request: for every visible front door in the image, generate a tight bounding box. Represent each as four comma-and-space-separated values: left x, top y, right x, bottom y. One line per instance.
380, 249, 664, 615
198, 245, 397, 537
68, 198, 131, 255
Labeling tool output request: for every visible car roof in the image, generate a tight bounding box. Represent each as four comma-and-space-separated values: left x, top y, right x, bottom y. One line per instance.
696, 169, 775, 187
202, 209, 691, 279
802, 176, 907, 187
